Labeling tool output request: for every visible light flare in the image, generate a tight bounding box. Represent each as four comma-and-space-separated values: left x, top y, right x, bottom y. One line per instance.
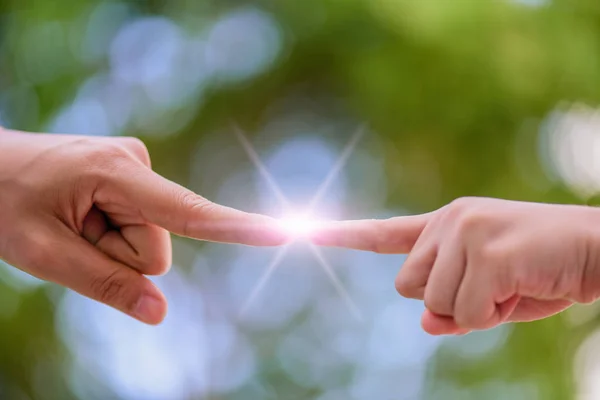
234, 124, 365, 320
233, 124, 291, 210
308, 243, 364, 322
239, 245, 289, 317
277, 213, 320, 238
306, 125, 366, 213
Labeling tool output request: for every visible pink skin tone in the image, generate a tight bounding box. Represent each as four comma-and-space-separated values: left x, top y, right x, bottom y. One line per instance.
0, 129, 289, 325
311, 198, 600, 335
2, 129, 599, 334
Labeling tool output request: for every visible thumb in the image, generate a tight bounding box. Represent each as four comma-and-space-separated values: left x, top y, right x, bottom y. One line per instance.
99, 165, 290, 246
310, 214, 430, 254
38, 228, 167, 324
420, 310, 471, 336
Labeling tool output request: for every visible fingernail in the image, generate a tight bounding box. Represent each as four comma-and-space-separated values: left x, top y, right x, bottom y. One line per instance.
135, 294, 165, 324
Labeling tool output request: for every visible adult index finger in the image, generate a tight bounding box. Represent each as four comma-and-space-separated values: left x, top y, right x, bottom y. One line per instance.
100, 166, 290, 247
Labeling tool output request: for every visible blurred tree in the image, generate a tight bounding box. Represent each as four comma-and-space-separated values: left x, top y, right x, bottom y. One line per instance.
1, 0, 600, 399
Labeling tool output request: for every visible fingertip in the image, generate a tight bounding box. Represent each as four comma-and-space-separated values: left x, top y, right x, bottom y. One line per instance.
134, 284, 168, 325
251, 216, 295, 246
307, 229, 333, 247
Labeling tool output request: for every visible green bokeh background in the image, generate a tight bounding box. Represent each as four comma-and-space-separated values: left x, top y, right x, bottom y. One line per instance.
1, 0, 600, 399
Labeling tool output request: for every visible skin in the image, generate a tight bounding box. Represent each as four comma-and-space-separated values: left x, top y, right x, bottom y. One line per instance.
311, 197, 600, 335
0, 129, 290, 325
3, 130, 599, 335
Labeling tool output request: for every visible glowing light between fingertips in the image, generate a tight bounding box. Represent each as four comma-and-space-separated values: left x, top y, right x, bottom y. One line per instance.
234, 123, 366, 320
277, 214, 320, 238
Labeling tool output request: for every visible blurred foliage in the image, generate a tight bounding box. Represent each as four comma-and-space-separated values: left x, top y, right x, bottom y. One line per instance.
1, 0, 600, 399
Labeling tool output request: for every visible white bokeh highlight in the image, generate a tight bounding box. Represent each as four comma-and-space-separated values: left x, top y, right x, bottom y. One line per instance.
541, 104, 600, 198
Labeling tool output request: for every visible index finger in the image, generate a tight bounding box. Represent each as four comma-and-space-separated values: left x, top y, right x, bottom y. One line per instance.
310, 214, 430, 254
101, 166, 290, 247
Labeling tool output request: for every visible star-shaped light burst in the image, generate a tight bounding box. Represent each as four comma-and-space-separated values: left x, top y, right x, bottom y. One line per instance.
234, 124, 365, 321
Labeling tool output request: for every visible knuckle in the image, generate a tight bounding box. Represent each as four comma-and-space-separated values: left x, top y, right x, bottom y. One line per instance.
178, 191, 214, 236
76, 141, 133, 177
394, 272, 422, 299
139, 229, 172, 276
444, 197, 481, 220
142, 252, 172, 276
179, 190, 210, 211
470, 241, 507, 272
476, 243, 503, 265
90, 270, 130, 307
122, 137, 147, 152
122, 137, 151, 166
85, 141, 130, 163
440, 198, 469, 225
455, 210, 485, 236
448, 197, 475, 213
424, 296, 450, 316
371, 219, 393, 253
394, 274, 410, 297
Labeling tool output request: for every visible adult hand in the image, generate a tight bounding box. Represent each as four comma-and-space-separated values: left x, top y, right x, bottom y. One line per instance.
0, 129, 288, 324
311, 197, 600, 335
